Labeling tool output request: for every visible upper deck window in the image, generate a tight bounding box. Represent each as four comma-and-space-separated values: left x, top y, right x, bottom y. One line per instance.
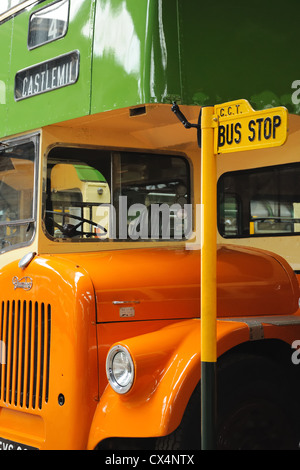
44, 148, 191, 243
218, 163, 300, 238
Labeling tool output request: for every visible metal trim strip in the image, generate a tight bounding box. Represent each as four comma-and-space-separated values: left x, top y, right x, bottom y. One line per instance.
218, 315, 300, 341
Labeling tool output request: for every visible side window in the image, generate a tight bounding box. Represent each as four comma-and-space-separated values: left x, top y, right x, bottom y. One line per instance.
218, 163, 300, 238
0, 136, 37, 252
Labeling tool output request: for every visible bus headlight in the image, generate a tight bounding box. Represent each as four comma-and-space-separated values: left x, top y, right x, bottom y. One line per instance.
106, 345, 135, 394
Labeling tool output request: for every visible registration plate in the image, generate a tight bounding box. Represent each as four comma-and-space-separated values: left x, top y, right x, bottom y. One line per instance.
0, 437, 38, 450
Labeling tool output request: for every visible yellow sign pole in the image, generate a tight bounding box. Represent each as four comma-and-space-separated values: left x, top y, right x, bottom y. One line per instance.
172, 99, 288, 451
200, 106, 217, 450
199, 100, 288, 450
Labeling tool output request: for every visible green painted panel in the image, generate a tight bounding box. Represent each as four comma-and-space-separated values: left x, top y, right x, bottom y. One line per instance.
1, 0, 300, 139
91, 0, 154, 112
5, 0, 95, 136
177, 0, 300, 114
91, 0, 300, 115
91, 0, 181, 113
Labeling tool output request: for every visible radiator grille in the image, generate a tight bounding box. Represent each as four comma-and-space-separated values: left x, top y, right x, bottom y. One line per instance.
0, 300, 51, 410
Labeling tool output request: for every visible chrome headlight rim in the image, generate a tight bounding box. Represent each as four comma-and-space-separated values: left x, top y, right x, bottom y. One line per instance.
106, 344, 135, 394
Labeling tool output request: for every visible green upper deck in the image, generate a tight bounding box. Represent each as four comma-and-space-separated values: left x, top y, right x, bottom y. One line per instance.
0, 0, 299, 138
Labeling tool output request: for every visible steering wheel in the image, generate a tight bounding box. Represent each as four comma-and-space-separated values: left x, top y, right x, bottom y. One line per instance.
45, 210, 107, 238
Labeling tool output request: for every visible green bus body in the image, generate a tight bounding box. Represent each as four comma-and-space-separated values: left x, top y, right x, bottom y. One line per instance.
0, 0, 299, 138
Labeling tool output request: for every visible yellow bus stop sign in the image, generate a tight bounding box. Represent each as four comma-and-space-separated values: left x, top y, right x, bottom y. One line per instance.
214, 99, 288, 154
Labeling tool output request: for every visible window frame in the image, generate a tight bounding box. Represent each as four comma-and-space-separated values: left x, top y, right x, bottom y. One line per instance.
0, 132, 39, 254
43, 145, 192, 244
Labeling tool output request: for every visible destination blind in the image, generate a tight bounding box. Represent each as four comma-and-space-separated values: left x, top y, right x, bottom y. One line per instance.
14, 51, 79, 101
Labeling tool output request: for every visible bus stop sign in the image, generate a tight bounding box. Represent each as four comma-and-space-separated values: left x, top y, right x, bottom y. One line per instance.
214, 99, 288, 154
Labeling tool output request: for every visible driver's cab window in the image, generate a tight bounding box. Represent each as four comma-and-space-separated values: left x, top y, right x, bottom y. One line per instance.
44, 147, 190, 242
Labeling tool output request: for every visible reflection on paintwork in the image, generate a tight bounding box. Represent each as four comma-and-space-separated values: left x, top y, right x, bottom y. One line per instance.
93, 1, 140, 76
0, 81, 6, 104
150, 0, 167, 99
69, 0, 91, 41
69, 0, 84, 21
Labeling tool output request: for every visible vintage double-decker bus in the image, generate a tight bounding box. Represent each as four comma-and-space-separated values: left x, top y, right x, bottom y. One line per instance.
0, 0, 300, 450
